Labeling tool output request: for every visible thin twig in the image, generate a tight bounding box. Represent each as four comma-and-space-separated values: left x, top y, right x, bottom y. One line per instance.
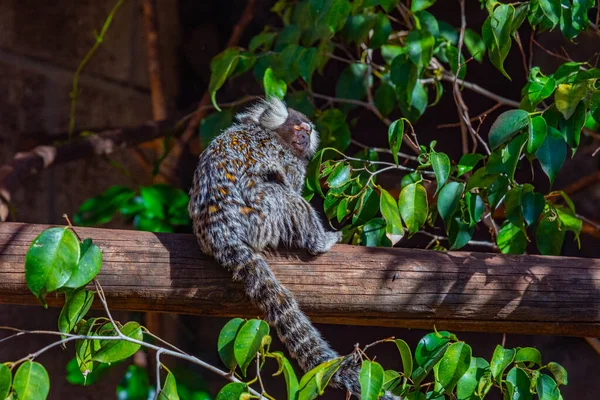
155, 349, 165, 397
68, 0, 126, 137
350, 139, 419, 161
417, 231, 498, 249
440, 73, 521, 108
437, 103, 503, 129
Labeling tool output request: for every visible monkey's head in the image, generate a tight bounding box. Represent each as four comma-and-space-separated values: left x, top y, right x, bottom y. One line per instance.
236, 97, 319, 159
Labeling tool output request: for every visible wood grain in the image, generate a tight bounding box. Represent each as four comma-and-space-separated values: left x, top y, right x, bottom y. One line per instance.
1, 222, 599, 337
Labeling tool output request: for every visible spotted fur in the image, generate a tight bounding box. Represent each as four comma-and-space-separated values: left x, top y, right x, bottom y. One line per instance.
189, 99, 398, 399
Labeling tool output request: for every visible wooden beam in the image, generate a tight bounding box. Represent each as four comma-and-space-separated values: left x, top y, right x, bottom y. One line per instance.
1, 222, 599, 337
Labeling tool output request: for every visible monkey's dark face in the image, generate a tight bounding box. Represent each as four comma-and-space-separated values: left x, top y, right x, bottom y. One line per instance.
274, 109, 319, 159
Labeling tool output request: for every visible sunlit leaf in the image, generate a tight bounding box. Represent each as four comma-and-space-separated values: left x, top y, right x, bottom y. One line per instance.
489, 345, 515, 386
380, 189, 403, 245
233, 319, 270, 376
92, 322, 144, 363
13, 361, 50, 400
58, 289, 94, 337
25, 227, 80, 306
263, 68, 287, 99
271, 352, 299, 400
298, 358, 343, 400
489, 110, 530, 150
218, 318, 245, 371
215, 382, 248, 400
63, 239, 102, 289
0, 363, 11, 400
430, 151, 451, 194
359, 360, 384, 400
456, 357, 489, 400
545, 362, 568, 386
398, 183, 428, 235
158, 371, 180, 400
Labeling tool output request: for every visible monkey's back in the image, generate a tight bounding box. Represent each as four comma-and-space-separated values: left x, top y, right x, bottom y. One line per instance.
189, 123, 304, 256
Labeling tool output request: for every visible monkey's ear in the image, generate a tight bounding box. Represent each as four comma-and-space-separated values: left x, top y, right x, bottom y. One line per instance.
235, 97, 289, 130
258, 97, 289, 130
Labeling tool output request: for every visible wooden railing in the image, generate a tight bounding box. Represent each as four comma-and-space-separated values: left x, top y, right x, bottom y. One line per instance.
1, 222, 598, 337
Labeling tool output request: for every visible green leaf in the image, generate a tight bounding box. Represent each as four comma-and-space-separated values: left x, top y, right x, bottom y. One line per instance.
199, 109, 234, 148
402, 172, 422, 188
158, 372, 180, 400
465, 192, 484, 227
554, 82, 588, 120
263, 68, 287, 99
545, 362, 568, 386
457, 154, 484, 177
431, 151, 451, 194
536, 374, 560, 400
359, 360, 384, 400
464, 29, 486, 62
388, 119, 405, 165
271, 352, 299, 400
233, 319, 270, 376
327, 163, 352, 189
74, 186, 135, 226
249, 32, 277, 52
515, 347, 542, 367
63, 239, 102, 289
336, 64, 369, 110
361, 218, 388, 247
13, 361, 50, 400
506, 367, 533, 400
75, 319, 99, 376
398, 183, 428, 234
456, 357, 490, 400
437, 342, 472, 393
25, 227, 80, 305
215, 382, 248, 400
209, 48, 241, 110
298, 358, 343, 400
536, 128, 566, 185
375, 83, 396, 117
406, 30, 435, 69
93, 321, 144, 363
391, 339, 413, 377
415, 10, 439, 37
411, 0, 436, 12
525, 71, 557, 108
522, 192, 545, 226
380, 0, 400, 12
482, 5, 515, 79
447, 45, 467, 80
0, 363, 11, 400
489, 345, 515, 385
448, 218, 475, 250
559, 100, 586, 152
527, 115, 548, 154
487, 174, 509, 209
218, 318, 245, 371
539, 0, 561, 26
382, 370, 401, 393
370, 13, 391, 49
380, 188, 404, 245
412, 331, 453, 385
437, 182, 464, 226
58, 289, 94, 337
590, 92, 600, 123
536, 209, 565, 255
489, 110, 530, 150
353, 188, 381, 226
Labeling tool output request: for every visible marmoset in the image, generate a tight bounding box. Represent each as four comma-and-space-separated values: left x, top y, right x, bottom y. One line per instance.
189, 97, 393, 398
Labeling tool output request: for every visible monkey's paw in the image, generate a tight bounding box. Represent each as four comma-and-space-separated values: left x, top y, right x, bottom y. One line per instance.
307, 231, 342, 255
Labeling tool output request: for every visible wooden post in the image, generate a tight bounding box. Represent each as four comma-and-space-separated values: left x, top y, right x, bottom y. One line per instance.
1, 222, 599, 337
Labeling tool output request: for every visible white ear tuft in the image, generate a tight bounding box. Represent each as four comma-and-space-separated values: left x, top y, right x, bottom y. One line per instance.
235, 97, 288, 130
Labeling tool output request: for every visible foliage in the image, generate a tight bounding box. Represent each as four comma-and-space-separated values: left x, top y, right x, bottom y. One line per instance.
74, 184, 191, 233
204, 0, 599, 255
0, 224, 569, 399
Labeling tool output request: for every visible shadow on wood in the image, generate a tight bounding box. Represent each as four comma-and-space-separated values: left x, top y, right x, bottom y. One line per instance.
0, 222, 598, 337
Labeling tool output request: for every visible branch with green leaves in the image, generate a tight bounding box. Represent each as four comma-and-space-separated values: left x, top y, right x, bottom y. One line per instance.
201, 0, 599, 254
0, 224, 570, 400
